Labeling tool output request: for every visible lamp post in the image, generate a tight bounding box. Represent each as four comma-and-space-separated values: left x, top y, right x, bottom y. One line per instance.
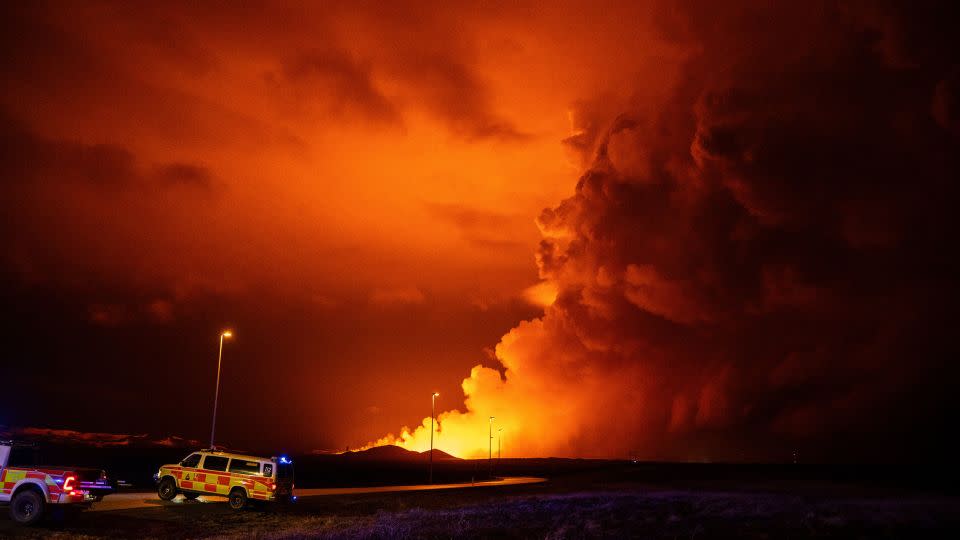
488, 416, 495, 478
209, 330, 232, 449
430, 392, 439, 484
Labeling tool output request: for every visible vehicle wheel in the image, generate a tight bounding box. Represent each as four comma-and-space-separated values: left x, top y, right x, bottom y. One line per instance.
228, 488, 247, 510
157, 477, 178, 501
10, 489, 45, 526
183, 492, 200, 501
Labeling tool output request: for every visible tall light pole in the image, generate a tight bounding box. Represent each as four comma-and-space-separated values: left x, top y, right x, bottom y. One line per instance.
429, 392, 439, 484
488, 416, 495, 478
498, 427, 503, 460
209, 330, 232, 449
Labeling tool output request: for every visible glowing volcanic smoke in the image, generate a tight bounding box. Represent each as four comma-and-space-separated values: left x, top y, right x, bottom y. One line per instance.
368, 2, 959, 460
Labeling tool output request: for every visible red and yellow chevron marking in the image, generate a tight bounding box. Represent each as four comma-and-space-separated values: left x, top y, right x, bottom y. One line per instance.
2, 469, 32, 493
161, 465, 277, 499
1, 467, 72, 501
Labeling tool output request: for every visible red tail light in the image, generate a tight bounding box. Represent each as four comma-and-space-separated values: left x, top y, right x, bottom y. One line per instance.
63, 475, 76, 491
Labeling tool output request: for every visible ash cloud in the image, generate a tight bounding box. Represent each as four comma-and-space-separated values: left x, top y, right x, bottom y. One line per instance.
0, 112, 220, 287
279, 49, 404, 126
375, 1, 959, 461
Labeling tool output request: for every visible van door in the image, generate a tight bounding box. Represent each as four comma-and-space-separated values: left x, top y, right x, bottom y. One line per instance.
199, 455, 229, 495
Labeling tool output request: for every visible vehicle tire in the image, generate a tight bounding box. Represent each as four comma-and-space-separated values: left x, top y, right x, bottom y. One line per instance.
10, 488, 45, 526
183, 492, 200, 501
228, 488, 247, 510
157, 477, 178, 501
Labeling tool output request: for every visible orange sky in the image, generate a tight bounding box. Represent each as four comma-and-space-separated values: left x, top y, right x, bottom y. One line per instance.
3, 2, 681, 302
6, 1, 955, 462
1, 1, 685, 452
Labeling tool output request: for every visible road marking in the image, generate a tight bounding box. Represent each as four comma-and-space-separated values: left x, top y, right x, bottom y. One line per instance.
89, 477, 546, 512
297, 476, 545, 497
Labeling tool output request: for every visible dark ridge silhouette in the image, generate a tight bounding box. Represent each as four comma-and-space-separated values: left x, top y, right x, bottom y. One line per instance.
345, 445, 416, 461
420, 449, 460, 460
343, 445, 461, 461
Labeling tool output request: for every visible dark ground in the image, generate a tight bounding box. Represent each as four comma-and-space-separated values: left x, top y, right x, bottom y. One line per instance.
2, 457, 959, 539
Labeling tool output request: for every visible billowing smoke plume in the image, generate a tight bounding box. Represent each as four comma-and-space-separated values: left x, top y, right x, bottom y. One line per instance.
371, 1, 959, 461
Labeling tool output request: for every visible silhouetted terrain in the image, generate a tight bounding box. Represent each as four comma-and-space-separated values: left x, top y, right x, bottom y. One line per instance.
10, 442, 960, 493
2, 462, 959, 538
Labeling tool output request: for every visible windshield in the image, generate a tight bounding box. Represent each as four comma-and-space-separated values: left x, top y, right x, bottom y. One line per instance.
180, 453, 201, 468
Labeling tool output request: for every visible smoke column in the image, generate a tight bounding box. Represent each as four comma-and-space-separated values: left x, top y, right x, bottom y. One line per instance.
369, 1, 959, 461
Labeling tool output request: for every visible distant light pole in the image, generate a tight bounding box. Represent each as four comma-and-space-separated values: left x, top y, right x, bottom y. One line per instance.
488, 416, 495, 478
429, 392, 439, 484
209, 330, 232, 449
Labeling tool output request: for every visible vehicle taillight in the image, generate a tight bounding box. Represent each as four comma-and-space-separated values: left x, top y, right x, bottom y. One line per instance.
63, 475, 76, 492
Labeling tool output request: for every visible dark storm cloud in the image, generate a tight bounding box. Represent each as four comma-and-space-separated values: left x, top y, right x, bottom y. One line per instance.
0, 112, 217, 193
280, 50, 403, 125
0, 111, 219, 287
2, 1, 530, 155
426, 203, 530, 250
454, 0, 960, 461
397, 54, 530, 141
0, 112, 135, 190
280, 48, 529, 139
318, 0, 531, 141
153, 163, 215, 190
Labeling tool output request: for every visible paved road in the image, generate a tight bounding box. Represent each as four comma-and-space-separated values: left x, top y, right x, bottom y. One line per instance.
89, 476, 546, 512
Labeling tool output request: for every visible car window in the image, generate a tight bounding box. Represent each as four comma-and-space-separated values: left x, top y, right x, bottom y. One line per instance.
228, 459, 261, 475
202, 455, 229, 471
181, 453, 201, 468
7, 447, 39, 467
262, 463, 273, 477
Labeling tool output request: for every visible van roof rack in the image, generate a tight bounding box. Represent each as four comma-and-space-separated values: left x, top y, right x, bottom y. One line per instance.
202, 446, 246, 454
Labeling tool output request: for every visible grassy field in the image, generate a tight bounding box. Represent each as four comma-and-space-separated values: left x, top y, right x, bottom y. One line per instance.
2, 464, 959, 539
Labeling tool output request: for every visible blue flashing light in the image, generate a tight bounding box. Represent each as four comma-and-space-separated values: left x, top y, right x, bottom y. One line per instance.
279, 455, 292, 464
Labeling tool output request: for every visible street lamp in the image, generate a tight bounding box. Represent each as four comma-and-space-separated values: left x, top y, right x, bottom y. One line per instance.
430, 392, 439, 484
498, 427, 503, 460
209, 330, 232, 449
488, 416, 495, 478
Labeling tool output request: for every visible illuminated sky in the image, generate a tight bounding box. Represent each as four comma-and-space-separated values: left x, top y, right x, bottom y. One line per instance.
2, 1, 958, 461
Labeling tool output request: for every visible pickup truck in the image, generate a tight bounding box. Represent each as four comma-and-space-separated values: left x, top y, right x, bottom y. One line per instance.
0, 441, 105, 525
